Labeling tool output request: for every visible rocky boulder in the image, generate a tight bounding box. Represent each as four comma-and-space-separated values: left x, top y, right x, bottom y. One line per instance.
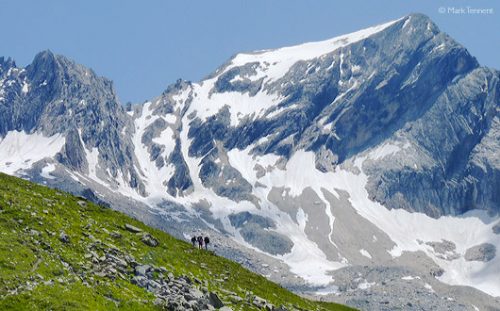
464, 243, 496, 262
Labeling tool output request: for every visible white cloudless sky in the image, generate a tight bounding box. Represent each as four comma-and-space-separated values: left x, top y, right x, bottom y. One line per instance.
1, 0, 498, 103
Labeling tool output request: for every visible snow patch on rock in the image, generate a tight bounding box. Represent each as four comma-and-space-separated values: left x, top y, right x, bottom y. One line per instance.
0, 131, 65, 175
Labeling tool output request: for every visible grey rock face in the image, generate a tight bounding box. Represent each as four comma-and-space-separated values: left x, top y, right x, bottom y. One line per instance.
493, 222, 500, 235
239, 224, 293, 256
364, 66, 499, 216
54, 127, 87, 171
425, 240, 459, 261
229, 211, 275, 229
197, 139, 254, 202
229, 211, 293, 255
213, 62, 264, 96
167, 140, 194, 197
464, 243, 496, 262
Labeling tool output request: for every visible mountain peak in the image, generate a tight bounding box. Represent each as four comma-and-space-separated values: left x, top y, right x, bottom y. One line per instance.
401, 13, 440, 34
213, 14, 449, 85
31, 49, 58, 67
26, 50, 62, 84
26, 50, 109, 93
406, 12, 437, 22
237, 13, 442, 61
28, 50, 91, 76
35, 49, 56, 58
223, 17, 404, 76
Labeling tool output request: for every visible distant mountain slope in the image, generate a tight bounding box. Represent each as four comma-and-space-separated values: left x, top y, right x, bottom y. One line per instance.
0, 172, 352, 311
0, 13, 499, 310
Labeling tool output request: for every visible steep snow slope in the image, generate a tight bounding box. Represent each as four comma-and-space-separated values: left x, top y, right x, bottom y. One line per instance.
221, 17, 402, 84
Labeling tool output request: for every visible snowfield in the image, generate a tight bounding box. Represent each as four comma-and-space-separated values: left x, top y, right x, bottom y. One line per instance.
222, 146, 500, 296
0, 131, 65, 175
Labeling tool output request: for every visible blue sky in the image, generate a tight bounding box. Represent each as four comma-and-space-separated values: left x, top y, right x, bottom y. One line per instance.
1, 0, 498, 103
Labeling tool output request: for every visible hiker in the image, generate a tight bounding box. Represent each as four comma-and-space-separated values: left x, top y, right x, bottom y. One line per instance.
204, 236, 210, 250
197, 236, 203, 249
191, 236, 196, 247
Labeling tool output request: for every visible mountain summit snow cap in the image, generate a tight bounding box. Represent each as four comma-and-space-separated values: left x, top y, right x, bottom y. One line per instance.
214, 14, 447, 86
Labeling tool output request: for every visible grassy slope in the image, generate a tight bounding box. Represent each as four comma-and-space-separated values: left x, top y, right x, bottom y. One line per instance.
0, 173, 354, 311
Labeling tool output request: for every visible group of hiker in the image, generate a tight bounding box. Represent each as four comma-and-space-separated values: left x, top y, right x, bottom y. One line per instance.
191, 235, 210, 250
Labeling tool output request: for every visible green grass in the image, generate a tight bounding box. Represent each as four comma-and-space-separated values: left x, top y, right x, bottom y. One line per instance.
0, 172, 355, 311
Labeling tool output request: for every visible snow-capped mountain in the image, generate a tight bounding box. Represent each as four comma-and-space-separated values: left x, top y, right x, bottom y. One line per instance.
1, 13, 499, 309
0, 51, 144, 195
